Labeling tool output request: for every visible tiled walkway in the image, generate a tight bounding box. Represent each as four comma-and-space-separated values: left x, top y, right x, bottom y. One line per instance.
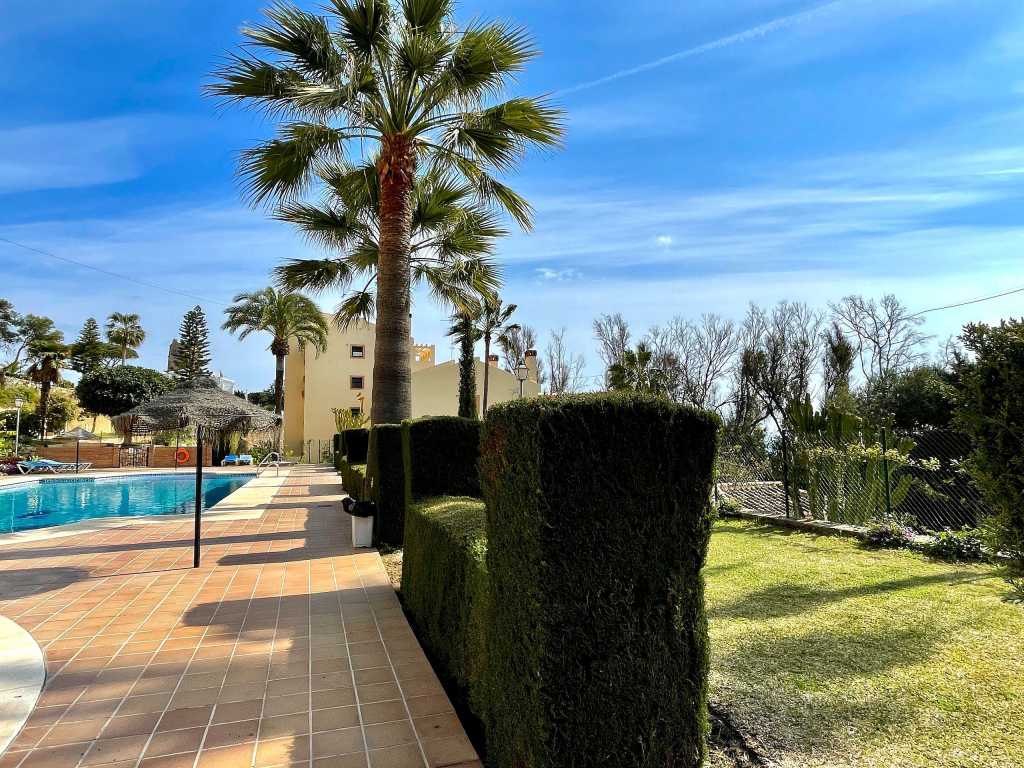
0, 467, 479, 768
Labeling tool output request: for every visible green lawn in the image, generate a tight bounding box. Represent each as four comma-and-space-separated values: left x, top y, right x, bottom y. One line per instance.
706, 519, 1024, 768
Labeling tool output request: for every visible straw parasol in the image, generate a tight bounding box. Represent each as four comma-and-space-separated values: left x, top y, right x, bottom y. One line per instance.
113, 377, 281, 567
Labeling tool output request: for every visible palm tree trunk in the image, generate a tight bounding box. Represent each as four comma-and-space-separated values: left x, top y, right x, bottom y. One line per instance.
371, 137, 416, 425
274, 352, 286, 452
482, 333, 491, 416
39, 381, 50, 440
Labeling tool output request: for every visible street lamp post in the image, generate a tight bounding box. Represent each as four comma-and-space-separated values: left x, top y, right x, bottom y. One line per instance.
13, 396, 24, 457
514, 363, 529, 399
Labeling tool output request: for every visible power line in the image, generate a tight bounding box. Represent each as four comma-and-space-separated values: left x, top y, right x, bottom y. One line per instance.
912, 285, 1024, 317
0, 236, 229, 307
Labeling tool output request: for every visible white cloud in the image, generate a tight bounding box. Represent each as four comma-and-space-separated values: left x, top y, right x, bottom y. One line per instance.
535, 267, 581, 281
0, 115, 187, 194
655, 235, 674, 247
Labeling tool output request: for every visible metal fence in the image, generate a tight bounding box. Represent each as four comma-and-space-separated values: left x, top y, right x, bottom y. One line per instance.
717, 426, 988, 532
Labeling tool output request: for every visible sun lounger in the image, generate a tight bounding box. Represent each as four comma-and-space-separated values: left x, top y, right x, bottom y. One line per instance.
17, 459, 92, 474
237, 454, 254, 465
221, 454, 239, 466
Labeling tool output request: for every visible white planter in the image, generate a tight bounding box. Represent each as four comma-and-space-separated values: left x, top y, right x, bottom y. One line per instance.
351, 515, 374, 548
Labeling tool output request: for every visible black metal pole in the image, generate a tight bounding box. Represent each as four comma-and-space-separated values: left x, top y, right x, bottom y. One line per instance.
75, 439, 80, 474
175, 434, 179, 471
194, 426, 203, 568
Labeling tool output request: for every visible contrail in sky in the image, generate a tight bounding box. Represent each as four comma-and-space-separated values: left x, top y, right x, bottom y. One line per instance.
557, 0, 855, 97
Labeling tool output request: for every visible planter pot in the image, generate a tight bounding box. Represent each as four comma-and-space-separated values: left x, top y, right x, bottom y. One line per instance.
351, 514, 374, 548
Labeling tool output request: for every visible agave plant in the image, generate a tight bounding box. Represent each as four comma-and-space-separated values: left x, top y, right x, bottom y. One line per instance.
209, 0, 563, 423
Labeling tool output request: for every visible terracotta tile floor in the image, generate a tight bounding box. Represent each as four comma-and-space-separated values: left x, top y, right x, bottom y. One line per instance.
0, 467, 479, 768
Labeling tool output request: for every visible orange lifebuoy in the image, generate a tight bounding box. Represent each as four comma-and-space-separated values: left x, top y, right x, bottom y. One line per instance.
175, 448, 190, 464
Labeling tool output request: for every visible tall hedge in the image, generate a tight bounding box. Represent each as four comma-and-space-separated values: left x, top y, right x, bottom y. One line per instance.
957, 319, 1024, 568
401, 497, 490, 720
479, 393, 719, 768
405, 416, 481, 498
342, 428, 369, 463
367, 424, 410, 547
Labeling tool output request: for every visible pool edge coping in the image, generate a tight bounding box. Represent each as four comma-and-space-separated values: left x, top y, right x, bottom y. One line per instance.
0, 616, 45, 758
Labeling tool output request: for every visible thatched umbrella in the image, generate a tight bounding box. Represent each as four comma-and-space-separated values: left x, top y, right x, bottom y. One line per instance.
113, 377, 281, 567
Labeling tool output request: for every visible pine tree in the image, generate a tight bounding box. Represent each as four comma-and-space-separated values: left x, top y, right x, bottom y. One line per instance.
173, 306, 212, 381
70, 318, 105, 374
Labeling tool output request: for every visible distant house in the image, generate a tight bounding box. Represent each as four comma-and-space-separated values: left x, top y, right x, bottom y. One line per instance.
167, 340, 235, 394
283, 317, 540, 454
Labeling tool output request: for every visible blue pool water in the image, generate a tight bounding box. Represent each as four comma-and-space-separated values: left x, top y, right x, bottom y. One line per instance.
0, 473, 253, 533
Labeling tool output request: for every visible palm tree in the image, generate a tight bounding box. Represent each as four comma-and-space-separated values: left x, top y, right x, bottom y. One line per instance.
274, 168, 504, 328
26, 339, 69, 439
106, 312, 145, 365
473, 299, 519, 414
222, 288, 329, 447
209, 0, 563, 424
608, 343, 670, 396
447, 311, 480, 418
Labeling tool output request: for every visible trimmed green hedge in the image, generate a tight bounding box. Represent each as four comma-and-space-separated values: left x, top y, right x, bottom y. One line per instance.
401, 497, 490, 720
480, 393, 719, 768
342, 428, 369, 464
405, 416, 482, 499
367, 424, 411, 547
339, 461, 366, 498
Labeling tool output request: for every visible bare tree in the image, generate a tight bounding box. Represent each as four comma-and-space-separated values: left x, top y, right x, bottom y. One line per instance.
593, 313, 630, 387
546, 327, 586, 395
646, 315, 738, 410
500, 324, 546, 389
830, 294, 930, 382
785, 302, 824, 401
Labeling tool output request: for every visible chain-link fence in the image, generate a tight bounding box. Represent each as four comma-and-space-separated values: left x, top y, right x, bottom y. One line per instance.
717, 425, 988, 532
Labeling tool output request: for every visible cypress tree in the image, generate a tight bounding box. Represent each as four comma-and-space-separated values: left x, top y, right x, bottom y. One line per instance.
70, 318, 105, 374
173, 305, 212, 381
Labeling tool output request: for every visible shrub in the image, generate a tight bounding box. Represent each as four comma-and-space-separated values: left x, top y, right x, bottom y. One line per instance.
716, 497, 743, 517
342, 428, 369, 463
401, 497, 490, 719
864, 519, 917, 549
957, 319, 1024, 573
480, 392, 719, 768
922, 528, 986, 562
405, 416, 481, 498
339, 462, 367, 498
366, 424, 410, 547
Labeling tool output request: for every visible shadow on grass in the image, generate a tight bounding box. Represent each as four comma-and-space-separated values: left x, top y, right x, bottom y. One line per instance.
711, 618, 961, 761
710, 571, 986, 621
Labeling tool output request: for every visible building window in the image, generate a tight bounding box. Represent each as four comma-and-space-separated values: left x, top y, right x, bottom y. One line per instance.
351, 345, 365, 358
350, 376, 364, 390
350, 407, 362, 417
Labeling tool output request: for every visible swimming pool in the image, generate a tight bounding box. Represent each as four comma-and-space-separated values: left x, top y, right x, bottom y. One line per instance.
0, 473, 253, 533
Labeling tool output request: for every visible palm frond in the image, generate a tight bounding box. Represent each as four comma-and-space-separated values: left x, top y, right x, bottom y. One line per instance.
331, 0, 391, 57
333, 290, 377, 328
444, 21, 537, 99
275, 200, 367, 250
274, 258, 356, 293
205, 54, 306, 112
243, 3, 342, 79
400, 0, 452, 31
239, 122, 347, 204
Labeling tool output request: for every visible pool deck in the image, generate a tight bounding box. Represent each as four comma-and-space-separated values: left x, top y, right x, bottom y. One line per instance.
0, 465, 479, 768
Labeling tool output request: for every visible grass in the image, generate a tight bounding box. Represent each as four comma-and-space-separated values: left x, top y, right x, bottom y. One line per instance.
707, 518, 1024, 768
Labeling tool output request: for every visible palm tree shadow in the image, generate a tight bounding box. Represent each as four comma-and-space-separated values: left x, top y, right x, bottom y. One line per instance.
710, 571, 986, 621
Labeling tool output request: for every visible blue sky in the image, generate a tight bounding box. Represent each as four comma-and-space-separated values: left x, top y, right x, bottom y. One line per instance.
3, 0, 1024, 390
